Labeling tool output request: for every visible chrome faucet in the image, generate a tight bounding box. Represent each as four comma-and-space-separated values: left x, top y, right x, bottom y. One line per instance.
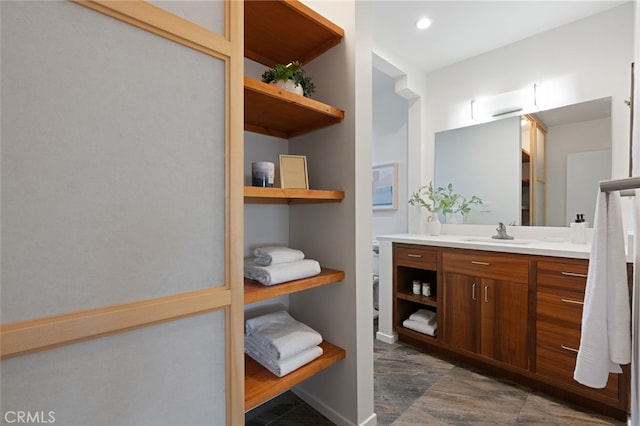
492, 222, 514, 240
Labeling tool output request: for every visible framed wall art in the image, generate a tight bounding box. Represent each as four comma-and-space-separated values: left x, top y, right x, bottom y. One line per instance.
372, 163, 398, 210
279, 155, 309, 189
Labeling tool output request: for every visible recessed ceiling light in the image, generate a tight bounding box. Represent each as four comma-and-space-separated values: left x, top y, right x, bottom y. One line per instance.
416, 17, 432, 30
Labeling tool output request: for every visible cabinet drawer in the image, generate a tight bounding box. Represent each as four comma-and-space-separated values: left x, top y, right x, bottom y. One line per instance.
394, 244, 437, 269
442, 251, 528, 283
536, 329, 619, 400
537, 288, 584, 327
537, 260, 588, 292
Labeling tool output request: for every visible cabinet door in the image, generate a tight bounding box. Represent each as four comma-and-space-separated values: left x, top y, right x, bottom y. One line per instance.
443, 272, 478, 353
481, 279, 529, 370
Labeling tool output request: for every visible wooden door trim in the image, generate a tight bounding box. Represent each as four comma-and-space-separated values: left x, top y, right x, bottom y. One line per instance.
1, 287, 231, 359
72, 0, 232, 60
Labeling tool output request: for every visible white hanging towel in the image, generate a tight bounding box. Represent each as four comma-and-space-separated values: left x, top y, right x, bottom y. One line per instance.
574, 191, 631, 388
631, 189, 640, 426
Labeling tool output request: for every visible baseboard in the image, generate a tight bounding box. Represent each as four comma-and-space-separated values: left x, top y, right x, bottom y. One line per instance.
375, 330, 397, 344
292, 387, 377, 426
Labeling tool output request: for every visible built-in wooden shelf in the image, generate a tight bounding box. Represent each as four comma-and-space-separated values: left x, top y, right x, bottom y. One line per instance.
244, 268, 345, 305
244, 0, 344, 67
242, 1, 346, 415
245, 340, 346, 411
244, 77, 345, 139
396, 291, 437, 309
244, 186, 345, 204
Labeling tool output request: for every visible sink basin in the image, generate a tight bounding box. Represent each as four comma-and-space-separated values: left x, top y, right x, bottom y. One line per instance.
463, 237, 532, 245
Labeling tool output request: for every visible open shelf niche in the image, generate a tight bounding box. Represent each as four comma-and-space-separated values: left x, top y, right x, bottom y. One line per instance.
242, 0, 347, 412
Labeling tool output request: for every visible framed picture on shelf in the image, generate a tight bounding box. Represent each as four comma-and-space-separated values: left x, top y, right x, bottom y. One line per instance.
279, 155, 309, 189
372, 163, 398, 210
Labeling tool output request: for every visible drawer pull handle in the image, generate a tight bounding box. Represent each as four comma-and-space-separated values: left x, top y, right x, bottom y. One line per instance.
471, 261, 491, 266
561, 345, 579, 353
561, 271, 587, 278
561, 298, 584, 306
407, 254, 422, 258
472, 282, 477, 301
484, 285, 489, 303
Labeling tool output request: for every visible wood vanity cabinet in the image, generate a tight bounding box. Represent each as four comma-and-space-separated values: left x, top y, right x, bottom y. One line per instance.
535, 258, 630, 409
441, 250, 529, 370
392, 243, 631, 420
393, 244, 439, 342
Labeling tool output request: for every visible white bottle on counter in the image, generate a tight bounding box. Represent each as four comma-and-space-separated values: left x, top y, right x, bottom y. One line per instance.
570, 214, 587, 244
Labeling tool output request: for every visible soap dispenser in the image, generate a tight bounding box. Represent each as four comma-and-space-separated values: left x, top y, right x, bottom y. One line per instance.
570, 214, 586, 244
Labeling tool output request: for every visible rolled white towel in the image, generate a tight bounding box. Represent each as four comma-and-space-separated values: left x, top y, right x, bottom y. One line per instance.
409, 309, 436, 325
245, 311, 323, 360
253, 246, 305, 266
245, 342, 323, 378
403, 318, 437, 336
244, 259, 321, 286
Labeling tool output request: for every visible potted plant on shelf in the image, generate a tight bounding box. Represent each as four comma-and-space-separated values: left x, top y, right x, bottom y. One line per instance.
261, 60, 316, 98
408, 182, 483, 235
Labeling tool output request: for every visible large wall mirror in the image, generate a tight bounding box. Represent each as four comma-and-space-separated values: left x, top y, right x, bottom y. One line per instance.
435, 97, 612, 227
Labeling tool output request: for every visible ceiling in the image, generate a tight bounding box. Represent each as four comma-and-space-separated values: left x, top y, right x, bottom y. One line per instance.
372, 1, 628, 74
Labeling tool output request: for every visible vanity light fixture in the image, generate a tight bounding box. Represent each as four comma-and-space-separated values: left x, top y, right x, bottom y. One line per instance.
471, 84, 538, 121
416, 17, 432, 30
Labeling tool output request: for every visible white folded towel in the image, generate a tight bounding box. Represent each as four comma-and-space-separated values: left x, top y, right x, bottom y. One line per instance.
245, 342, 323, 378
253, 246, 305, 266
409, 309, 436, 325
244, 258, 321, 286
403, 318, 437, 336
574, 191, 631, 388
245, 311, 323, 360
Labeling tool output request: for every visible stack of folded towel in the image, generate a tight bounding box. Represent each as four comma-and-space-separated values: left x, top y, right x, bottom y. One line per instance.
244, 246, 321, 286
245, 310, 323, 377
402, 309, 437, 336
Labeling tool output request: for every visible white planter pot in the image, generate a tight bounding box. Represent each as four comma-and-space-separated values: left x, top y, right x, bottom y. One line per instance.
272, 79, 304, 96
428, 215, 442, 236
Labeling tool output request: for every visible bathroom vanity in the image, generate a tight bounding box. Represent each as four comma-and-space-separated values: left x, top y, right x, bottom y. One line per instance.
381, 232, 632, 420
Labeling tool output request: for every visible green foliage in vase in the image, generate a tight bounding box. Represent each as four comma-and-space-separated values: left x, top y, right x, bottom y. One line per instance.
408, 182, 483, 216
260, 60, 316, 97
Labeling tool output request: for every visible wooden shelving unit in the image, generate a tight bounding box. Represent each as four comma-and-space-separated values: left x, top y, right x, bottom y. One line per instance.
396, 291, 437, 309
244, 341, 346, 411
244, 0, 344, 67
244, 268, 345, 305
244, 77, 344, 139
397, 325, 437, 343
243, 1, 347, 413
244, 186, 345, 204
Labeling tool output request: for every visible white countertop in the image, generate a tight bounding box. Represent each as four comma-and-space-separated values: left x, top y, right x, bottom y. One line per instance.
377, 225, 633, 262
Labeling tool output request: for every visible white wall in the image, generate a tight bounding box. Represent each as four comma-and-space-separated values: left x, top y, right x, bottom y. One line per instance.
371, 53, 429, 234
372, 68, 409, 238
546, 117, 612, 226
426, 3, 634, 221
288, 1, 375, 423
